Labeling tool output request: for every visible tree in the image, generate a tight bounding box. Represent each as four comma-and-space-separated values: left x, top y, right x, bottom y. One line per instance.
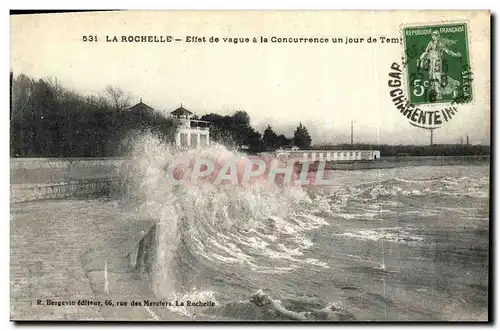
11, 73, 35, 121
245, 128, 262, 153
86, 94, 111, 110
11, 74, 36, 156
293, 123, 312, 149
31, 79, 61, 156
278, 134, 292, 148
262, 125, 279, 152
104, 85, 130, 111
200, 110, 257, 149
200, 113, 233, 145
10, 73, 178, 157
232, 110, 251, 127
44, 76, 64, 101
10, 70, 13, 120
231, 110, 253, 147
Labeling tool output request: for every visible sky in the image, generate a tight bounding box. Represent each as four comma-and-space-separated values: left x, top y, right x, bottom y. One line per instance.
10, 11, 490, 145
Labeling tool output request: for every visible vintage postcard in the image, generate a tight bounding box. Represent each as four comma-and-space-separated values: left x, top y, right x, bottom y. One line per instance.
10, 10, 490, 322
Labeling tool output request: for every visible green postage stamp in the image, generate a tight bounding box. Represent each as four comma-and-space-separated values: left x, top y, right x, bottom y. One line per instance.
402, 22, 472, 105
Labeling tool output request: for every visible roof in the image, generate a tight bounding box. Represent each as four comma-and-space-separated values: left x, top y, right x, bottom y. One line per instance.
127, 101, 154, 113
171, 106, 193, 116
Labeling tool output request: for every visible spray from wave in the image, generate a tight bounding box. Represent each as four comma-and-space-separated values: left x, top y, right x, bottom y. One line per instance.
117, 132, 488, 321
119, 133, 328, 312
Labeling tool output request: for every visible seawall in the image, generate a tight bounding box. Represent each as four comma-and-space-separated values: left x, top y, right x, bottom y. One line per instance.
10, 157, 128, 202
10, 178, 120, 203
10, 157, 128, 184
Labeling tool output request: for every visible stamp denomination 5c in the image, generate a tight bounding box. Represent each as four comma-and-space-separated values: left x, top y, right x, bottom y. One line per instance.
403, 22, 472, 106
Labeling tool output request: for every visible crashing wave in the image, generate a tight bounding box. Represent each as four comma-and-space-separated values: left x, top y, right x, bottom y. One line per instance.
120, 133, 329, 301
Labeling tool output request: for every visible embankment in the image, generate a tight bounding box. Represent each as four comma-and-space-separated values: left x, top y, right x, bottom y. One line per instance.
10, 178, 119, 203
10, 157, 128, 202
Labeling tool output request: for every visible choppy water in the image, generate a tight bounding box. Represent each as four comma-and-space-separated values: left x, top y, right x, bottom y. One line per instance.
122, 135, 489, 321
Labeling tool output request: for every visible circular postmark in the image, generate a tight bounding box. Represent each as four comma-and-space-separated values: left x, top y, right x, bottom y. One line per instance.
387, 21, 474, 130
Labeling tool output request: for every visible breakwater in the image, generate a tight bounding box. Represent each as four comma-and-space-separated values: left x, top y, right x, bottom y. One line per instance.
10, 178, 119, 203
10, 158, 128, 202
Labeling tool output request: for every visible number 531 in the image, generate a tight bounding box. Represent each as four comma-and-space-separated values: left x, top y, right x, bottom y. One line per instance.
82, 35, 98, 42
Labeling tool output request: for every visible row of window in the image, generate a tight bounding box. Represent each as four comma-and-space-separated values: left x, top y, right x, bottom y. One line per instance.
307, 152, 372, 158
179, 133, 209, 147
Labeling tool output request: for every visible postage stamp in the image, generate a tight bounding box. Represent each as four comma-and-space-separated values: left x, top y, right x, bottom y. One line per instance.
402, 22, 472, 106
10, 11, 490, 323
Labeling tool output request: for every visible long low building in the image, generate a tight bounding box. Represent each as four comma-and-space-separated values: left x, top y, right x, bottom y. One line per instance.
275, 149, 381, 162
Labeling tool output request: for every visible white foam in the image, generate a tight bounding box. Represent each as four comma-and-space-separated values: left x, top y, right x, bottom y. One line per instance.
251, 265, 298, 274
277, 243, 303, 256
303, 258, 330, 269
335, 228, 424, 245
335, 212, 379, 221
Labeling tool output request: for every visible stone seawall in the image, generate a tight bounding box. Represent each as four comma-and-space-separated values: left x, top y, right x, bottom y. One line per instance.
10, 178, 120, 203
10, 157, 128, 202
10, 157, 130, 170
10, 158, 129, 185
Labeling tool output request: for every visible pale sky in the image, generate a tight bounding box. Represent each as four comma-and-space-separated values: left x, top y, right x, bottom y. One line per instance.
10, 11, 490, 145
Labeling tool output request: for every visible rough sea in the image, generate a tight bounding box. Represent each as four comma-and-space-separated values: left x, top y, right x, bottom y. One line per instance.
117, 135, 489, 321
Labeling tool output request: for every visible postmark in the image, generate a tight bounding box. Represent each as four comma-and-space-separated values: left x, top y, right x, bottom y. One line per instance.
402, 22, 472, 106
387, 21, 474, 130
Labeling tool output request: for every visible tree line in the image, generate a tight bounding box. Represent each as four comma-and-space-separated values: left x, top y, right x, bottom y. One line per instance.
10, 73, 178, 157
10, 72, 488, 158
9, 72, 313, 157
199, 111, 312, 153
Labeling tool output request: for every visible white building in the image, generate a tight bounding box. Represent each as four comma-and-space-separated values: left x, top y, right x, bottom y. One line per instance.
171, 105, 210, 148
276, 149, 381, 162
303, 150, 380, 162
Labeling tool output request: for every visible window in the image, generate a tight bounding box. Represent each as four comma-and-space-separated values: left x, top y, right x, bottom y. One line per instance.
190, 133, 198, 147
200, 134, 208, 147
180, 133, 188, 146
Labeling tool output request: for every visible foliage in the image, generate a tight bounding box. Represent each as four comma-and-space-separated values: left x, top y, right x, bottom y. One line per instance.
262, 125, 280, 152
12, 73, 486, 158
293, 122, 312, 149
10, 73, 178, 157
200, 111, 264, 152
